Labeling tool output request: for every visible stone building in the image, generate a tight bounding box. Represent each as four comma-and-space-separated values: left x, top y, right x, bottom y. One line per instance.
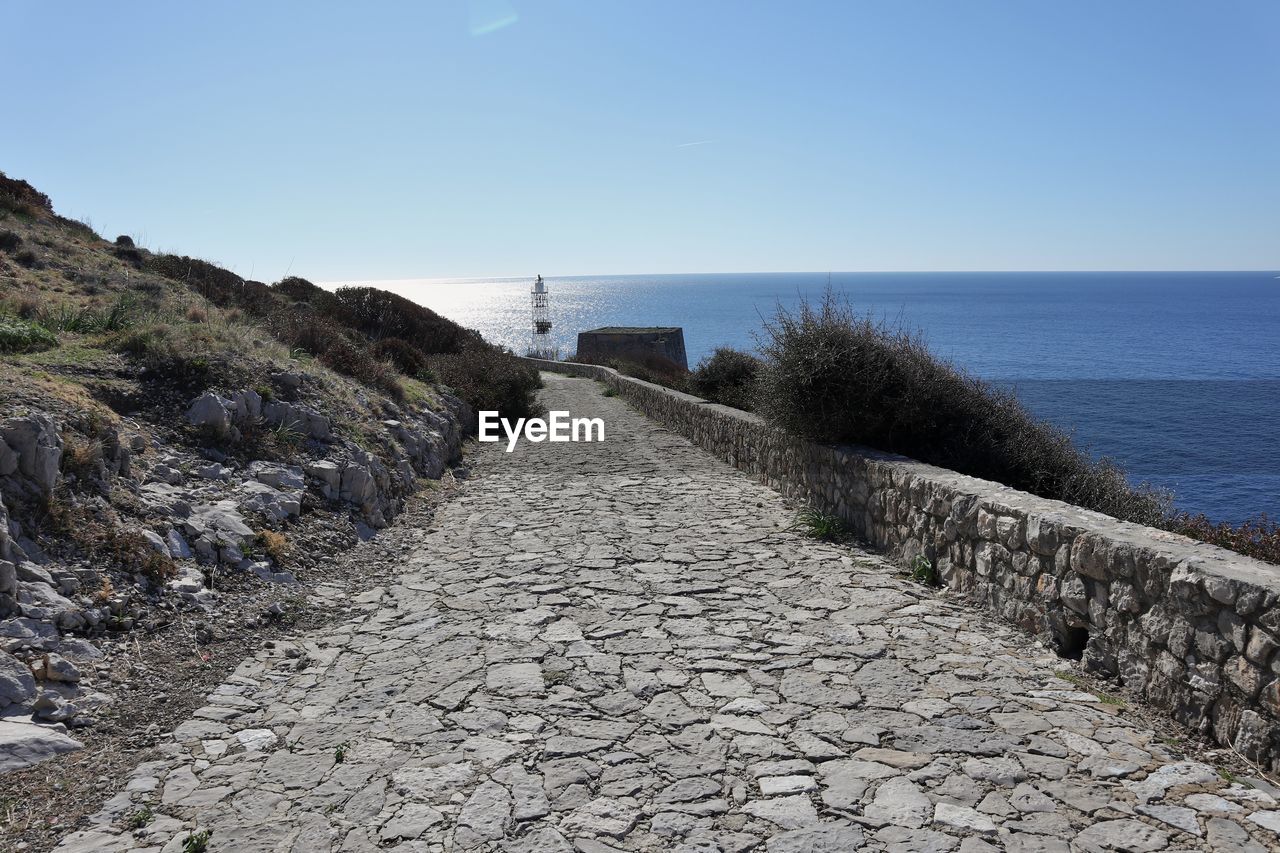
575, 327, 688, 370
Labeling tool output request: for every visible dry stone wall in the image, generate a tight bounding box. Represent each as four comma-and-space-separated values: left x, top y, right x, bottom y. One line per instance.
525, 357, 1280, 772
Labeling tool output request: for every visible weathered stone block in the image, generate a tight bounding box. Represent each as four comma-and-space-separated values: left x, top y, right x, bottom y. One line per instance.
1217, 610, 1247, 654
1195, 627, 1232, 664
1025, 516, 1059, 556
1070, 534, 1110, 580
1225, 656, 1264, 699
1061, 576, 1088, 615
1246, 627, 1279, 666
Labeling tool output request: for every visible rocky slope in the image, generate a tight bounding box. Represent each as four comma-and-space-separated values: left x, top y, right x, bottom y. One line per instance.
0, 171, 487, 778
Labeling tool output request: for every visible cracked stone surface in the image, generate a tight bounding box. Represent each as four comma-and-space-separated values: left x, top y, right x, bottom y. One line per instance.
53, 375, 1280, 851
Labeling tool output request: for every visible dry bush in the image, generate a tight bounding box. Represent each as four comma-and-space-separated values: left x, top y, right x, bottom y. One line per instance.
42, 499, 176, 582
573, 349, 691, 391
185, 306, 208, 323
372, 337, 432, 379
0, 170, 53, 217
1169, 513, 1280, 564
268, 310, 405, 400
321, 286, 481, 354
60, 433, 104, 485
691, 347, 761, 411
429, 345, 542, 424
94, 576, 115, 604
756, 292, 1172, 528
257, 530, 290, 563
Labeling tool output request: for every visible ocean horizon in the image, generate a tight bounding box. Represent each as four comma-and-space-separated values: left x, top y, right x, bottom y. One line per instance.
326, 270, 1280, 525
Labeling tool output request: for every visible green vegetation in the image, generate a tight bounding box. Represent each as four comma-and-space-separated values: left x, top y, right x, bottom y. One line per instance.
125, 805, 154, 829
753, 292, 1280, 563
30, 294, 148, 334
910, 554, 938, 586
334, 741, 350, 763
0, 315, 58, 353
2, 166, 538, 423
793, 506, 849, 542
182, 829, 212, 853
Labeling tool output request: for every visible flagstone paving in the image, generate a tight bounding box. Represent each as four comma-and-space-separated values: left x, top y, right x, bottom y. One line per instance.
55, 374, 1280, 852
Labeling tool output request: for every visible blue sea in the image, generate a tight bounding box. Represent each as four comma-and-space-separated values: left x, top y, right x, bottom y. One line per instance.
352, 272, 1280, 524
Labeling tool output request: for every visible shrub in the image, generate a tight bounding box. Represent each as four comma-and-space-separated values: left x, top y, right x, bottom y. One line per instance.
319, 336, 404, 400
0, 171, 53, 217
0, 230, 21, 252
14, 248, 38, 267
574, 349, 691, 391
54, 216, 100, 241
273, 276, 327, 303
41, 499, 176, 582
691, 347, 761, 410
114, 235, 135, 247
372, 337, 432, 379
266, 310, 404, 400
756, 292, 1172, 528
793, 506, 849, 542
145, 253, 276, 315
0, 315, 58, 353
113, 244, 144, 266
429, 344, 542, 424
324, 287, 482, 354
1168, 513, 1280, 565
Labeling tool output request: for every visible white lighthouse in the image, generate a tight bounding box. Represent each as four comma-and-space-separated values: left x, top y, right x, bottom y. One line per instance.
529, 274, 555, 358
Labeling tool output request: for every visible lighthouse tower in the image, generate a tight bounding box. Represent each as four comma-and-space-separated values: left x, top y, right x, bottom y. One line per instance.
530, 274, 555, 358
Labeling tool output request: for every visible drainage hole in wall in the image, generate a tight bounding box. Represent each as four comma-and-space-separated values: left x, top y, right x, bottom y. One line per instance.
1056, 626, 1089, 661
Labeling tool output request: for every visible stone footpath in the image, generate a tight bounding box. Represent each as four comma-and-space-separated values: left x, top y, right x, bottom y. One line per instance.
53, 375, 1280, 852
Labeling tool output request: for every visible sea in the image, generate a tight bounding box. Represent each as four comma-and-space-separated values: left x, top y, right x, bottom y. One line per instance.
347, 271, 1280, 524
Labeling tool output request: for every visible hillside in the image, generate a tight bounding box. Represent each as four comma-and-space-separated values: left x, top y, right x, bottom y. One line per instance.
0, 170, 538, 835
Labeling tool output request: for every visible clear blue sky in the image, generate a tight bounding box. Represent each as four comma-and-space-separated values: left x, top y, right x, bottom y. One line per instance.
5, 1, 1277, 280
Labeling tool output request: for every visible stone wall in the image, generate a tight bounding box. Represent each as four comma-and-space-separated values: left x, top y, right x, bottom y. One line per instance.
524, 356, 1280, 772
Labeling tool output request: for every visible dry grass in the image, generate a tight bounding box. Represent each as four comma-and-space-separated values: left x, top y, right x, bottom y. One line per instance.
256, 530, 290, 563
60, 433, 104, 484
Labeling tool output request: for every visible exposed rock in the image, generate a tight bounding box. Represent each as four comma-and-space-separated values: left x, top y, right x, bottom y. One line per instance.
305, 460, 342, 498
238, 481, 302, 523
0, 718, 83, 772
1, 413, 63, 497
0, 650, 37, 707
35, 652, 81, 682
184, 501, 255, 550
263, 400, 331, 442
185, 392, 233, 437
